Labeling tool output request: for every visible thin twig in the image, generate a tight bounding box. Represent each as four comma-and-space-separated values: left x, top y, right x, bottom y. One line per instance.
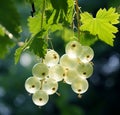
75, 0, 80, 40
41, 0, 46, 29
49, 38, 54, 50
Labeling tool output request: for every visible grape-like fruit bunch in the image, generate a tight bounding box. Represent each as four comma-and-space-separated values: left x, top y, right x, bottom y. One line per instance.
25, 41, 94, 107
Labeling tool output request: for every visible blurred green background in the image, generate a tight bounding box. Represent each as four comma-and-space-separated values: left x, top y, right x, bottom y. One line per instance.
0, 0, 120, 115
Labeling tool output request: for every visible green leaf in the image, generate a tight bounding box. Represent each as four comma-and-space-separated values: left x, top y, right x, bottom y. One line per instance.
15, 33, 48, 64
14, 46, 24, 64
45, 10, 53, 24
96, 8, 120, 24
49, 24, 63, 32
49, 0, 74, 25
29, 34, 47, 58
66, 0, 74, 24
46, 9, 60, 24
80, 8, 120, 46
79, 31, 98, 46
0, 0, 21, 38
28, 0, 52, 13
50, 0, 68, 14
14, 37, 34, 64
28, 13, 46, 36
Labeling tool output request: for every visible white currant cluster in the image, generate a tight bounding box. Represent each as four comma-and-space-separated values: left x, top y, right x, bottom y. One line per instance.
25, 40, 94, 107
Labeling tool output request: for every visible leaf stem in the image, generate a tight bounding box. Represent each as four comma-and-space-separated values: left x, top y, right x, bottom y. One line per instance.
46, 33, 54, 50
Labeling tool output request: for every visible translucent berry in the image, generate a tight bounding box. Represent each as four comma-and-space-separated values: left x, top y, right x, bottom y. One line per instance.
76, 62, 93, 79
32, 90, 49, 106
64, 69, 80, 85
42, 78, 58, 95
60, 54, 78, 69
65, 40, 81, 58
25, 77, 41, 94
71, 78, 89, 94
44, 49, 59, 67
49, 64, 65, 82
78, 46, 94, 63
32, 63, 49, 80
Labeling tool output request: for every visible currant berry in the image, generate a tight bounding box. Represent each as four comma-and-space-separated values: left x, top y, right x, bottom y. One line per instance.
65, 40, 81, 58
71, 78, 89, 94
76, 62, 93, 79
42, 78, 58, 95
49, 64, 65, 82
78, 46, 94, 63
32, 63, 49, 80
32, 90, 49, 106
44, 49, 59, 67
25, 77, 41, 94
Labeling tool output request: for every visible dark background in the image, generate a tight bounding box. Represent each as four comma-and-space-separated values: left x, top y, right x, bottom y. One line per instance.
0, 0, 120, 115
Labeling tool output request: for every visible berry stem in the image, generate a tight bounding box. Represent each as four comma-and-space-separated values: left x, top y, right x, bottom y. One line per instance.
40, 79, 44, 90
78, 94, 82, 98
56, 92, 61, 96
49, 39, 54, 50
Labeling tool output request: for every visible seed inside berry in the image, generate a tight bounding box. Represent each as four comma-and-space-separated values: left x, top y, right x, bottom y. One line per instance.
53, 54, 57, 59
72, 44, 76, 47
86, 55, 90, 58
78, 89, 81, 92
32, 85, 35, 88
42, 72, 45, 76
39, 98, 42, 101
63, 73, 65, 76
52, 87, 56, 91
83, 72, 86, 75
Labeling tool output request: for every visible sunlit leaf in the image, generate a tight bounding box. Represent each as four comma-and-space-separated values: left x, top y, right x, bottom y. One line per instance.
15, 46, 24, 64
49, 24, 63, 32
96, 8, 120, 24
66, 0, 74, 24
28, 13, 46, 36
80, 8, 120, 46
